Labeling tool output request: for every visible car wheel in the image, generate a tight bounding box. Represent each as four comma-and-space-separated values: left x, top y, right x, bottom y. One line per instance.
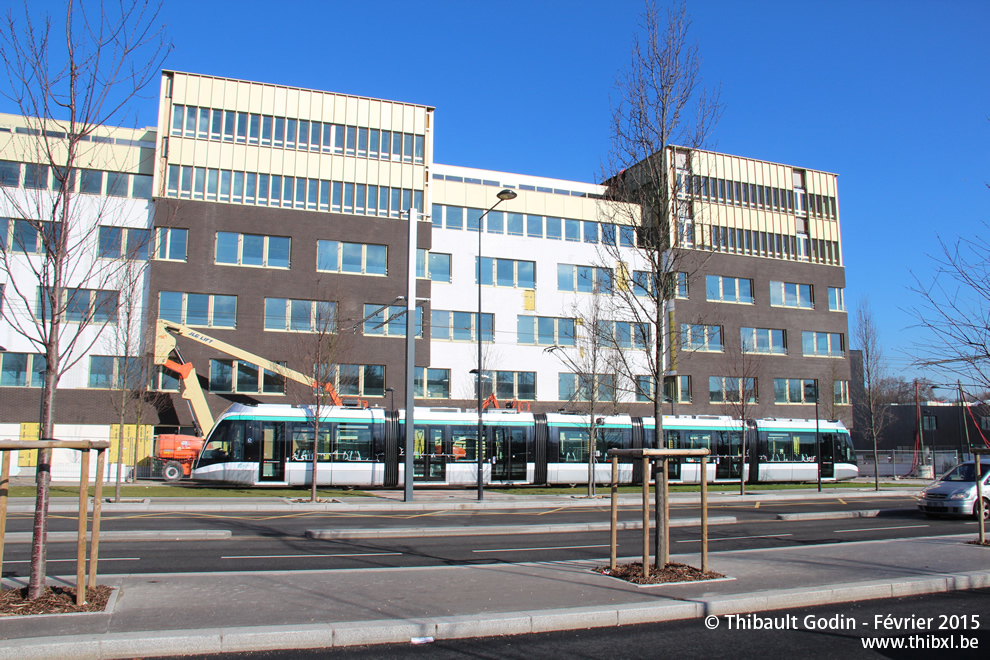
163, 461, 184, 482
976, 498, 990, 521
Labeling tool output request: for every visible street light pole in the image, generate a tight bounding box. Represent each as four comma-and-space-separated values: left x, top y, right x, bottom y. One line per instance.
477, 189, 518, 501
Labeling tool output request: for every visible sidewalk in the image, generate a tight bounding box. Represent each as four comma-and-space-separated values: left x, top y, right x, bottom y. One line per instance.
5, 486, 983, 660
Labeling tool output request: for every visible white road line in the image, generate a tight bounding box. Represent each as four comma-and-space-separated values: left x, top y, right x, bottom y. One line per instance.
221, 552, 402, 559
835, 524, 929, 533
676, 533, 793, 543
3, 558, 140, 564
473, 544, 609, 553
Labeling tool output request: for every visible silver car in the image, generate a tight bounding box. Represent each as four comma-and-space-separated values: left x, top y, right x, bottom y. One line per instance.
917, 461, 990, 519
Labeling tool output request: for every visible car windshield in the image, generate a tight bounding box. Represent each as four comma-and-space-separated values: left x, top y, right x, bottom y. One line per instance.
939, 463, 990, 483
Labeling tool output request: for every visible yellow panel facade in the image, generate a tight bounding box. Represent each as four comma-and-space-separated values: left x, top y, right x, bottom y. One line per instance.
17, 423, 39, 467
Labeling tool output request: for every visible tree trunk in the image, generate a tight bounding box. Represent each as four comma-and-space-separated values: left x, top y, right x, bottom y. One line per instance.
28, 357, 59, 599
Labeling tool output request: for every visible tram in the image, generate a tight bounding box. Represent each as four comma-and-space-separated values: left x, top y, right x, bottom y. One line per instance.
190, 403, 857, 487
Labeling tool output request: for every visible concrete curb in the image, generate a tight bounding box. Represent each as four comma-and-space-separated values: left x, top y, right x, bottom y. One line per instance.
4, 488, 922, 515
4, 569, 988, 660
777, 509, 882, 521
305, 516, 737, 539
2, 530, 232, 544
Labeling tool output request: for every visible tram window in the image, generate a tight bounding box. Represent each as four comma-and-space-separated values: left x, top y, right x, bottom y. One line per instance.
836, 434, 856, 463
450, 426, 478, 461
599, 429, 626, 458
766, 433, 794, 461
796, 433, 817, 461
664, 430, 680, 450
684, 432, 710, 462
287, 422, 331, 461
334, 422, 372, 461
559, 429, 589, 463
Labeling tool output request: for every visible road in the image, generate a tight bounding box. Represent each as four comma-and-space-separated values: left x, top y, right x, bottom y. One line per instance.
2, 495, 980, 576
160, 588, 990, 659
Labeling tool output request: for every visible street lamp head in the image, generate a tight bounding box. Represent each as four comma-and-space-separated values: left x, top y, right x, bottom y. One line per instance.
496, 189, 517, 201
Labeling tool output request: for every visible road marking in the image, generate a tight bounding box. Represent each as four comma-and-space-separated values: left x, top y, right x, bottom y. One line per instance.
3, 557, 140, 564
676, 533, 793, 543
221, 552, 402, 559
839, 498, 847, 504
835, 524, 929, 533
473, 544, 609, 553
754, 502, 760, 509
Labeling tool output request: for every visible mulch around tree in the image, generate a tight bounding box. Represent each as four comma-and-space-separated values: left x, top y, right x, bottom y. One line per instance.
0, 585, 112, 616
597, 562, 725, 585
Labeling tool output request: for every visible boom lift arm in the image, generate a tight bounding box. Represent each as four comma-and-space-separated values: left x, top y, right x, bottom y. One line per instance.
153, 319, 364, 437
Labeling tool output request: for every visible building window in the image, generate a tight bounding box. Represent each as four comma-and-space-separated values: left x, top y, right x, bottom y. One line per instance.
517, 315, 575, 346
150, 365, 180, 392
740, 327, 787, 355
559, 373, 616, 402
802, 331, 844, 357
774, 378, 818, 404
333, 364, 385, 397
769, 281, 813, 309
37, 288, 118, 324
680, 324, 723, 352
23, 163, 49, 189
603, 321, 651, 349
706, 275, 754, 303
477, 257, 536, 289
828, 287, 845, 312
557, 264, 612, 294
413, 367, 450, 399
0, 161, 21, 186
477, 370, 537, 400
834, 380, 850, 405
317, 240, 387, 276
0, 352, 46, 387
431, 310, 493, 342
363, 304, 423, 337
264, 299, 336, 333
632, 271, 687, 299
416, 249, 451, 282
709, 376, 757, 404
98, 226, 151, 260
159, 291, 236, 328
87, 356, 143, 389
155, 227, 188, 261
209, 359, 285, 394
216, 232, 290, 268
1, 219, 62, 255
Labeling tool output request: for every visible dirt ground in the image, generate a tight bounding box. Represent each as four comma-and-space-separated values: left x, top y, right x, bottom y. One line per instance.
598, 562, 725, 584
0, 585, 112, 616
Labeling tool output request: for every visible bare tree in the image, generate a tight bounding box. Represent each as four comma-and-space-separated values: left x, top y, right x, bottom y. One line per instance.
0, 0, 169, 599
102, 244, 152, 502
854, 300, 890, 491
910, 226, 990, 394
716, 339, 764, 495
545, 293, 627, 497
294, 297, 341, 502
600, 0, 722, 450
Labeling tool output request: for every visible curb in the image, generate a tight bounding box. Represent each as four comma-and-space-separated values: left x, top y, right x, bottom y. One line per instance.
305, 516, 737, 540
5, 488, 922, 515
3, 570, 988, 659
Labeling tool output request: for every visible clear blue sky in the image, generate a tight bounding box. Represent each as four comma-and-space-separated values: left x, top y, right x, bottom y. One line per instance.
5, 0, 989, 382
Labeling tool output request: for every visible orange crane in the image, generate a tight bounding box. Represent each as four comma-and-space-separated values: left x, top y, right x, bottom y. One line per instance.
151, 318, 365, 480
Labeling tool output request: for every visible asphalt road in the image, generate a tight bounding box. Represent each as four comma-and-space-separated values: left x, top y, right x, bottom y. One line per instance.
1, 496, 981, 576
155, 587, 990, 659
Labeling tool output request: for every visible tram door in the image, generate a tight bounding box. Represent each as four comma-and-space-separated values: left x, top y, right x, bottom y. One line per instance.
259, 421, 286, 482
819, 433, 835, 479
491, 427, 528, 481
715, 430, 742, 480
414, 426, 447, 482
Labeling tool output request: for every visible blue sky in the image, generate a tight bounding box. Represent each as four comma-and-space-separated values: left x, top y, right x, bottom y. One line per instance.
4, 0, 988, 382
